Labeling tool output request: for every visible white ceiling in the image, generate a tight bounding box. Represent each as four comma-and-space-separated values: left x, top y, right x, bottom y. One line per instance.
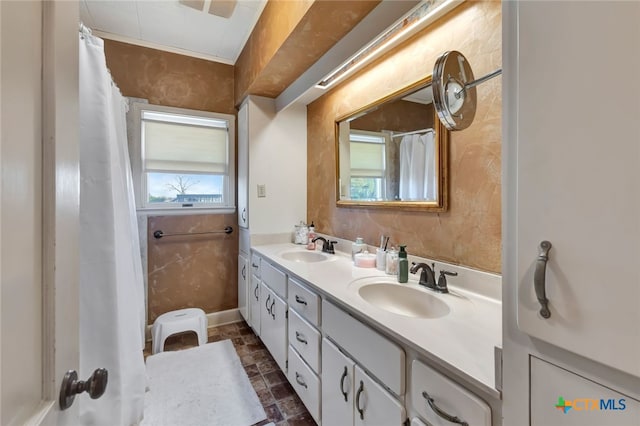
80, 0, 267, 64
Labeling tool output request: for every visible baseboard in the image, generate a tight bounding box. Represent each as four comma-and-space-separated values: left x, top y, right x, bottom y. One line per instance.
205, 308, 242, 327
145, 308, 243, 341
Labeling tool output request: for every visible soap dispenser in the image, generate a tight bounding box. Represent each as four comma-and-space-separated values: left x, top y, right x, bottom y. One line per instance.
397, 245, 408, 283
307, 221, 316, 250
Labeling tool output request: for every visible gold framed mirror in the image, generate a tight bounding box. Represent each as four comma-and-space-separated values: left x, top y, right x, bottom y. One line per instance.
335, 75, 449, 211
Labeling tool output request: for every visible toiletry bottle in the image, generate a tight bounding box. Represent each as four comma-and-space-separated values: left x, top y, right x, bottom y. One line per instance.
307, 221, 316, 250
352, 237, 366, 261
385, 247, 398, 275
397, 245, 408, 283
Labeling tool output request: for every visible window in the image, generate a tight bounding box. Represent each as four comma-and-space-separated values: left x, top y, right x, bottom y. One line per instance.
349, 131, 386, 200
131, 103, 235, 212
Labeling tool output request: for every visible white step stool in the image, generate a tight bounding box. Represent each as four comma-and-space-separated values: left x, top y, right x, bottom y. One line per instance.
151, 308, 208, 354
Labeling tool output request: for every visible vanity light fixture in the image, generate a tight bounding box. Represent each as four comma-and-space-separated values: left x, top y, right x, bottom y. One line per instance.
315, 0, 464, 90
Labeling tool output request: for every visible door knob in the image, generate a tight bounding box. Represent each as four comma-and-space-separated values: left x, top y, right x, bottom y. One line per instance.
59, 368, 108, 410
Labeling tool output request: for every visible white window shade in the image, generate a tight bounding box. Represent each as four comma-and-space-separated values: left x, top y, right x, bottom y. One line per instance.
143, 120, 228, 173
350, 141, 385, 177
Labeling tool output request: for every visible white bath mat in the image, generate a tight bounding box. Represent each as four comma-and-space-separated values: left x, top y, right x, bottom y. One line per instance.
142, 340, 267, 426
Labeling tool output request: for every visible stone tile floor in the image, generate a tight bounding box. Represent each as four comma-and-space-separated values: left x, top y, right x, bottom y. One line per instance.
144, 321, 316, 426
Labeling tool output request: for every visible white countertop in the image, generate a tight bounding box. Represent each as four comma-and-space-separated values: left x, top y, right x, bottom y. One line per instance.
252, 243, 502, 399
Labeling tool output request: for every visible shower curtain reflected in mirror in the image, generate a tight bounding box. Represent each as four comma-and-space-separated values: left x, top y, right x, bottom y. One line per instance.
79, 26, 146, 425
399, 131, 436, 201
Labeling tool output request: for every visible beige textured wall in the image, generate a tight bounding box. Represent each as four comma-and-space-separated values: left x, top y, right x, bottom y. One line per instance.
104, 40, 235, 114
104, 41, 239, 321
308, 0, 502, 273
147, 215, 238, 323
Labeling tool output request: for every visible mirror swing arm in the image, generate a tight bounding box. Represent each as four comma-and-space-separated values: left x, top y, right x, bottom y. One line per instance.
432, 50, 503, 131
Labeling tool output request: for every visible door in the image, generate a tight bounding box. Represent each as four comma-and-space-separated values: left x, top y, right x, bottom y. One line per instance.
238, 253, 249, 321
237, 101, 248, 228
354, 365, 406, 426
322, 338, 355, 426
249, 274, 261, 335
260, 283, 288, 372
1, 1, 81, 424
514, 1, 640, 378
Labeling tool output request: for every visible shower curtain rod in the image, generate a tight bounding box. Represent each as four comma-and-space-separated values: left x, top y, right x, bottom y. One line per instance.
153, 226, 233, 239
391, 128, 434, 138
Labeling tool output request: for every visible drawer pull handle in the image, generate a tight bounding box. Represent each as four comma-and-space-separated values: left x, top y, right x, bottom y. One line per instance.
339, 366, 348, 402
295, 372, 308, 389
422, 391, 468, 426
265, 294, 271, 312
241, 208, 247, 223
355, 380, 365, 420
295, 295, 307, 306
534, 240, 552, 319
241, 265, 246, 280
254, 283, 259, 301
295, 331, 307, 345
270, 300, 276, 319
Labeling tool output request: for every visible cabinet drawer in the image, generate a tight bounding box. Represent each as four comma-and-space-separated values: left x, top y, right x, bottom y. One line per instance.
411, 360, 491, 426
261, 260, 287, 298
250, 253, 261, 278
288, 277, 320, 326
323, 300, 405, 396
288, 346, 321, 423
288, 309, 321, 374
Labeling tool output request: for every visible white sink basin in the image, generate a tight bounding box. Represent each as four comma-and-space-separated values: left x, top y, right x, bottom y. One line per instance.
357, 283, 450, 319
280, 250, 332, 263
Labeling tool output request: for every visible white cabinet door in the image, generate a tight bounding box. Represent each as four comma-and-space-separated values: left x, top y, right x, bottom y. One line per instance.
260, 283, 288, 373
531, 357, 640, 426
322, 338, 355, 426
354, 365, 406, 426
515, 1, 640, 378
249, 274, 261, 335
237, 101, 248, 229
238, 253, 249, 322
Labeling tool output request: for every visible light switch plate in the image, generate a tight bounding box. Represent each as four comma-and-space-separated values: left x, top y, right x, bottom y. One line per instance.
257, 184, 266, 198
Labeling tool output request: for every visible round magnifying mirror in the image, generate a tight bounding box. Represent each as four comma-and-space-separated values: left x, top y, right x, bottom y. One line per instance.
433, 50, 477, 131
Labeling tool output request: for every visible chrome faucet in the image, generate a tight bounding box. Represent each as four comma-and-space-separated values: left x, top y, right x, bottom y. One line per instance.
312, 236, 337, 254
410, 262, 457, 293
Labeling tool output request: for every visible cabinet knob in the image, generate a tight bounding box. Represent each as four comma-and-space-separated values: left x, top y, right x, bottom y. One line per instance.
355, 380, 365, 420
422, 391, 468, 426
534, 240, 552, 319
295, 372, 308, 389
339, 366, 348, 402
295, 331, 308, 345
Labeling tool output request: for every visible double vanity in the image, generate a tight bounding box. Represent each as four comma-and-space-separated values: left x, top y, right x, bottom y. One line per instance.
239, 239, 502, 425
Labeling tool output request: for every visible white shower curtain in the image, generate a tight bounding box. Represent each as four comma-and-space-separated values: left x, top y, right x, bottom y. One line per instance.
399, 132, 436, 201
79, 26, 146, 425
